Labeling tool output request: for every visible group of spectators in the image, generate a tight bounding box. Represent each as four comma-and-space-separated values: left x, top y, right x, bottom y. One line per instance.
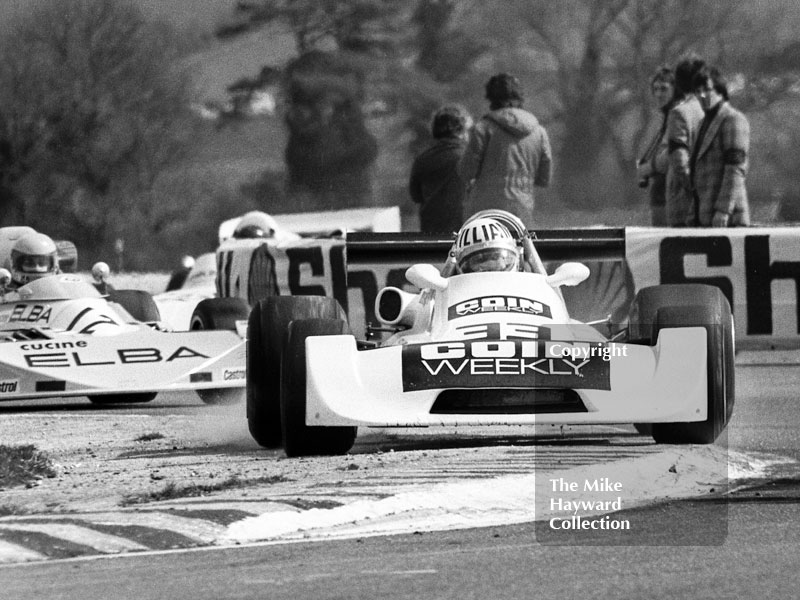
637, 57, 750, 227
409, 61, 750, 233
408, 73, 551, 234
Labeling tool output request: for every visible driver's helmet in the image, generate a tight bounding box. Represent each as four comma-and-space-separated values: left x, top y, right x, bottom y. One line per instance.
455, 217, 520, 273
10, 232, 60, 285
233, 211, 277, 239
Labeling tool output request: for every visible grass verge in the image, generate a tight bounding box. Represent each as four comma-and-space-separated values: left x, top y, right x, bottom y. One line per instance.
0, 444, 56, 489
120, 474, 291, 506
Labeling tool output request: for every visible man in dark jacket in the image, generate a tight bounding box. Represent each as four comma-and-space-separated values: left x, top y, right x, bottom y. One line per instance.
459, 73, 552, 222
409, 105, 472, 234
688, 65, 750, 227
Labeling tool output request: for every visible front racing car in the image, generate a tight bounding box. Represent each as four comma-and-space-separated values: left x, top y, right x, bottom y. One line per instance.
247, 210, 733, 457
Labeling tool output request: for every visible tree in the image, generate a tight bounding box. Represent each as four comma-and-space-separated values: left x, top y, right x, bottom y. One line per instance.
0, 0, 195, 266
408, 0, 800, 215
221, 1, 417, 209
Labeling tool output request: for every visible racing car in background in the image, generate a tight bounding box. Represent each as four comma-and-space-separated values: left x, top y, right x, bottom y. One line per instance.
245, 210, 734, 457
153, 211, 303, 332
0, 227, 249, 405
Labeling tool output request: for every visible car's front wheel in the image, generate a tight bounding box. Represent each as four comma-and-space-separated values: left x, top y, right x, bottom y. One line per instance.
189, 298, 249, 331
651, 300, 734, 444
247, 296, 347, 449
280, 318, 357, 457
107, 289, 161, 323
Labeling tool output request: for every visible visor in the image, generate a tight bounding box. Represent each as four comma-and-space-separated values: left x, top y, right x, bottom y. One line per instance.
459, 247, 518, 273
19, 254, 56, 273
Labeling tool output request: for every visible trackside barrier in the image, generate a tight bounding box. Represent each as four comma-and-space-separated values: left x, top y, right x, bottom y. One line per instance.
626, 227, 800, 348
215, 227, 800, 347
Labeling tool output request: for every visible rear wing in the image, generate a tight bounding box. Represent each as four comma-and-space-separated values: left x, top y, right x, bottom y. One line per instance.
346, 228, 626, 266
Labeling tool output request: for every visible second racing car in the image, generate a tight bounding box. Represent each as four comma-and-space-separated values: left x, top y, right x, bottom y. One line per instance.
0, 228, 249, 405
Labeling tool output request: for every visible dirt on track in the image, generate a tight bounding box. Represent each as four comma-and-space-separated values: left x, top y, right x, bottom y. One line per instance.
0, 396, 527, 517
0, 399, 297, 515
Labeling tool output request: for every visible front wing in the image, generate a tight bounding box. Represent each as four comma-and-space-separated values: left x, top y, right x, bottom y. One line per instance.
0, 329, 245, 401
304, 328, 707, 427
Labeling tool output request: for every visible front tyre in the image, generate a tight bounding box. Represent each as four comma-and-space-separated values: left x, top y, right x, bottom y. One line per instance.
247, 296, 347, 448
190, 298, 249, 331
651, 296, 734, 444
107, 289, 161, 323
280, 318, 357, 457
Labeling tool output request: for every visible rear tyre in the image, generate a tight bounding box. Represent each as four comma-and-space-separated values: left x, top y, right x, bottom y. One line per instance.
634, 286, 734, 444
107, 289, 161, 323
247, 296, 347, 448
196, 388, 245, 405
188, 298, 250, 405
190, 298, 250, 331
89, 393, 157, 405
280, 318, 357, 457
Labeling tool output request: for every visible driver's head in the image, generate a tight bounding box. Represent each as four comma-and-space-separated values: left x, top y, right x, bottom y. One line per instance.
10, 232, 60, 285
233, 211, 277, 239
455, 217, 520, 273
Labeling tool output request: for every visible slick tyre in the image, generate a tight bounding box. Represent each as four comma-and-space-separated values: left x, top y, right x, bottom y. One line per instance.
188, 298, 249, 405
247, 296, 347, 449
89, 393, 157, 405
107, 289, 161, 323
643, 287, 734, 444
280, 318, 357, 457
190, 298, 250, 331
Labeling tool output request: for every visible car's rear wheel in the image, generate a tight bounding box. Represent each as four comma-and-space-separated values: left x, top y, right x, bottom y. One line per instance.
247, 296, 347, 448
89, 393, 157, 405
629, 284, 733, 444
188, 298, 249, 405
280, 318, 357, 457
107, 289, 161, 323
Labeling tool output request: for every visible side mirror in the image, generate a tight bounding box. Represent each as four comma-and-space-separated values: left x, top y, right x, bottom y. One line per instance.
406, 264, 449, 292
546, 262, 590, 287
0, 268, 11, 287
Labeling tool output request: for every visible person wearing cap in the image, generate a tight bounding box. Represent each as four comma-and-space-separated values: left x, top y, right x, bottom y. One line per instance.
459, 73, 552, 223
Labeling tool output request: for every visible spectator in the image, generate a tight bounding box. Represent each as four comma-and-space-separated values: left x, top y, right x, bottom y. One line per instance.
459, 73, 552, 223
408, 104, 472, 234
637, 67, 676, 226
688, 65, 751, 227
664, 56, 706, 226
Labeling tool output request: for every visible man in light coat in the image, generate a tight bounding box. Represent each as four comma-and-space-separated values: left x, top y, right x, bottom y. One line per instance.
660, 57, 707, 226
459, 73, 552, 223
688, 66, 751, 227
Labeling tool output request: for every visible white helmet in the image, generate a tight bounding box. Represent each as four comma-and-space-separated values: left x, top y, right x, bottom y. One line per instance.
455, 217, 520, 273
10, 232, 60, 285
233, 211, 277, 239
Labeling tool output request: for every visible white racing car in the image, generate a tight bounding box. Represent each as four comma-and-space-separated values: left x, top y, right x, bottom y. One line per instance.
246, 210, 734, 456
0, 228, 249, 405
